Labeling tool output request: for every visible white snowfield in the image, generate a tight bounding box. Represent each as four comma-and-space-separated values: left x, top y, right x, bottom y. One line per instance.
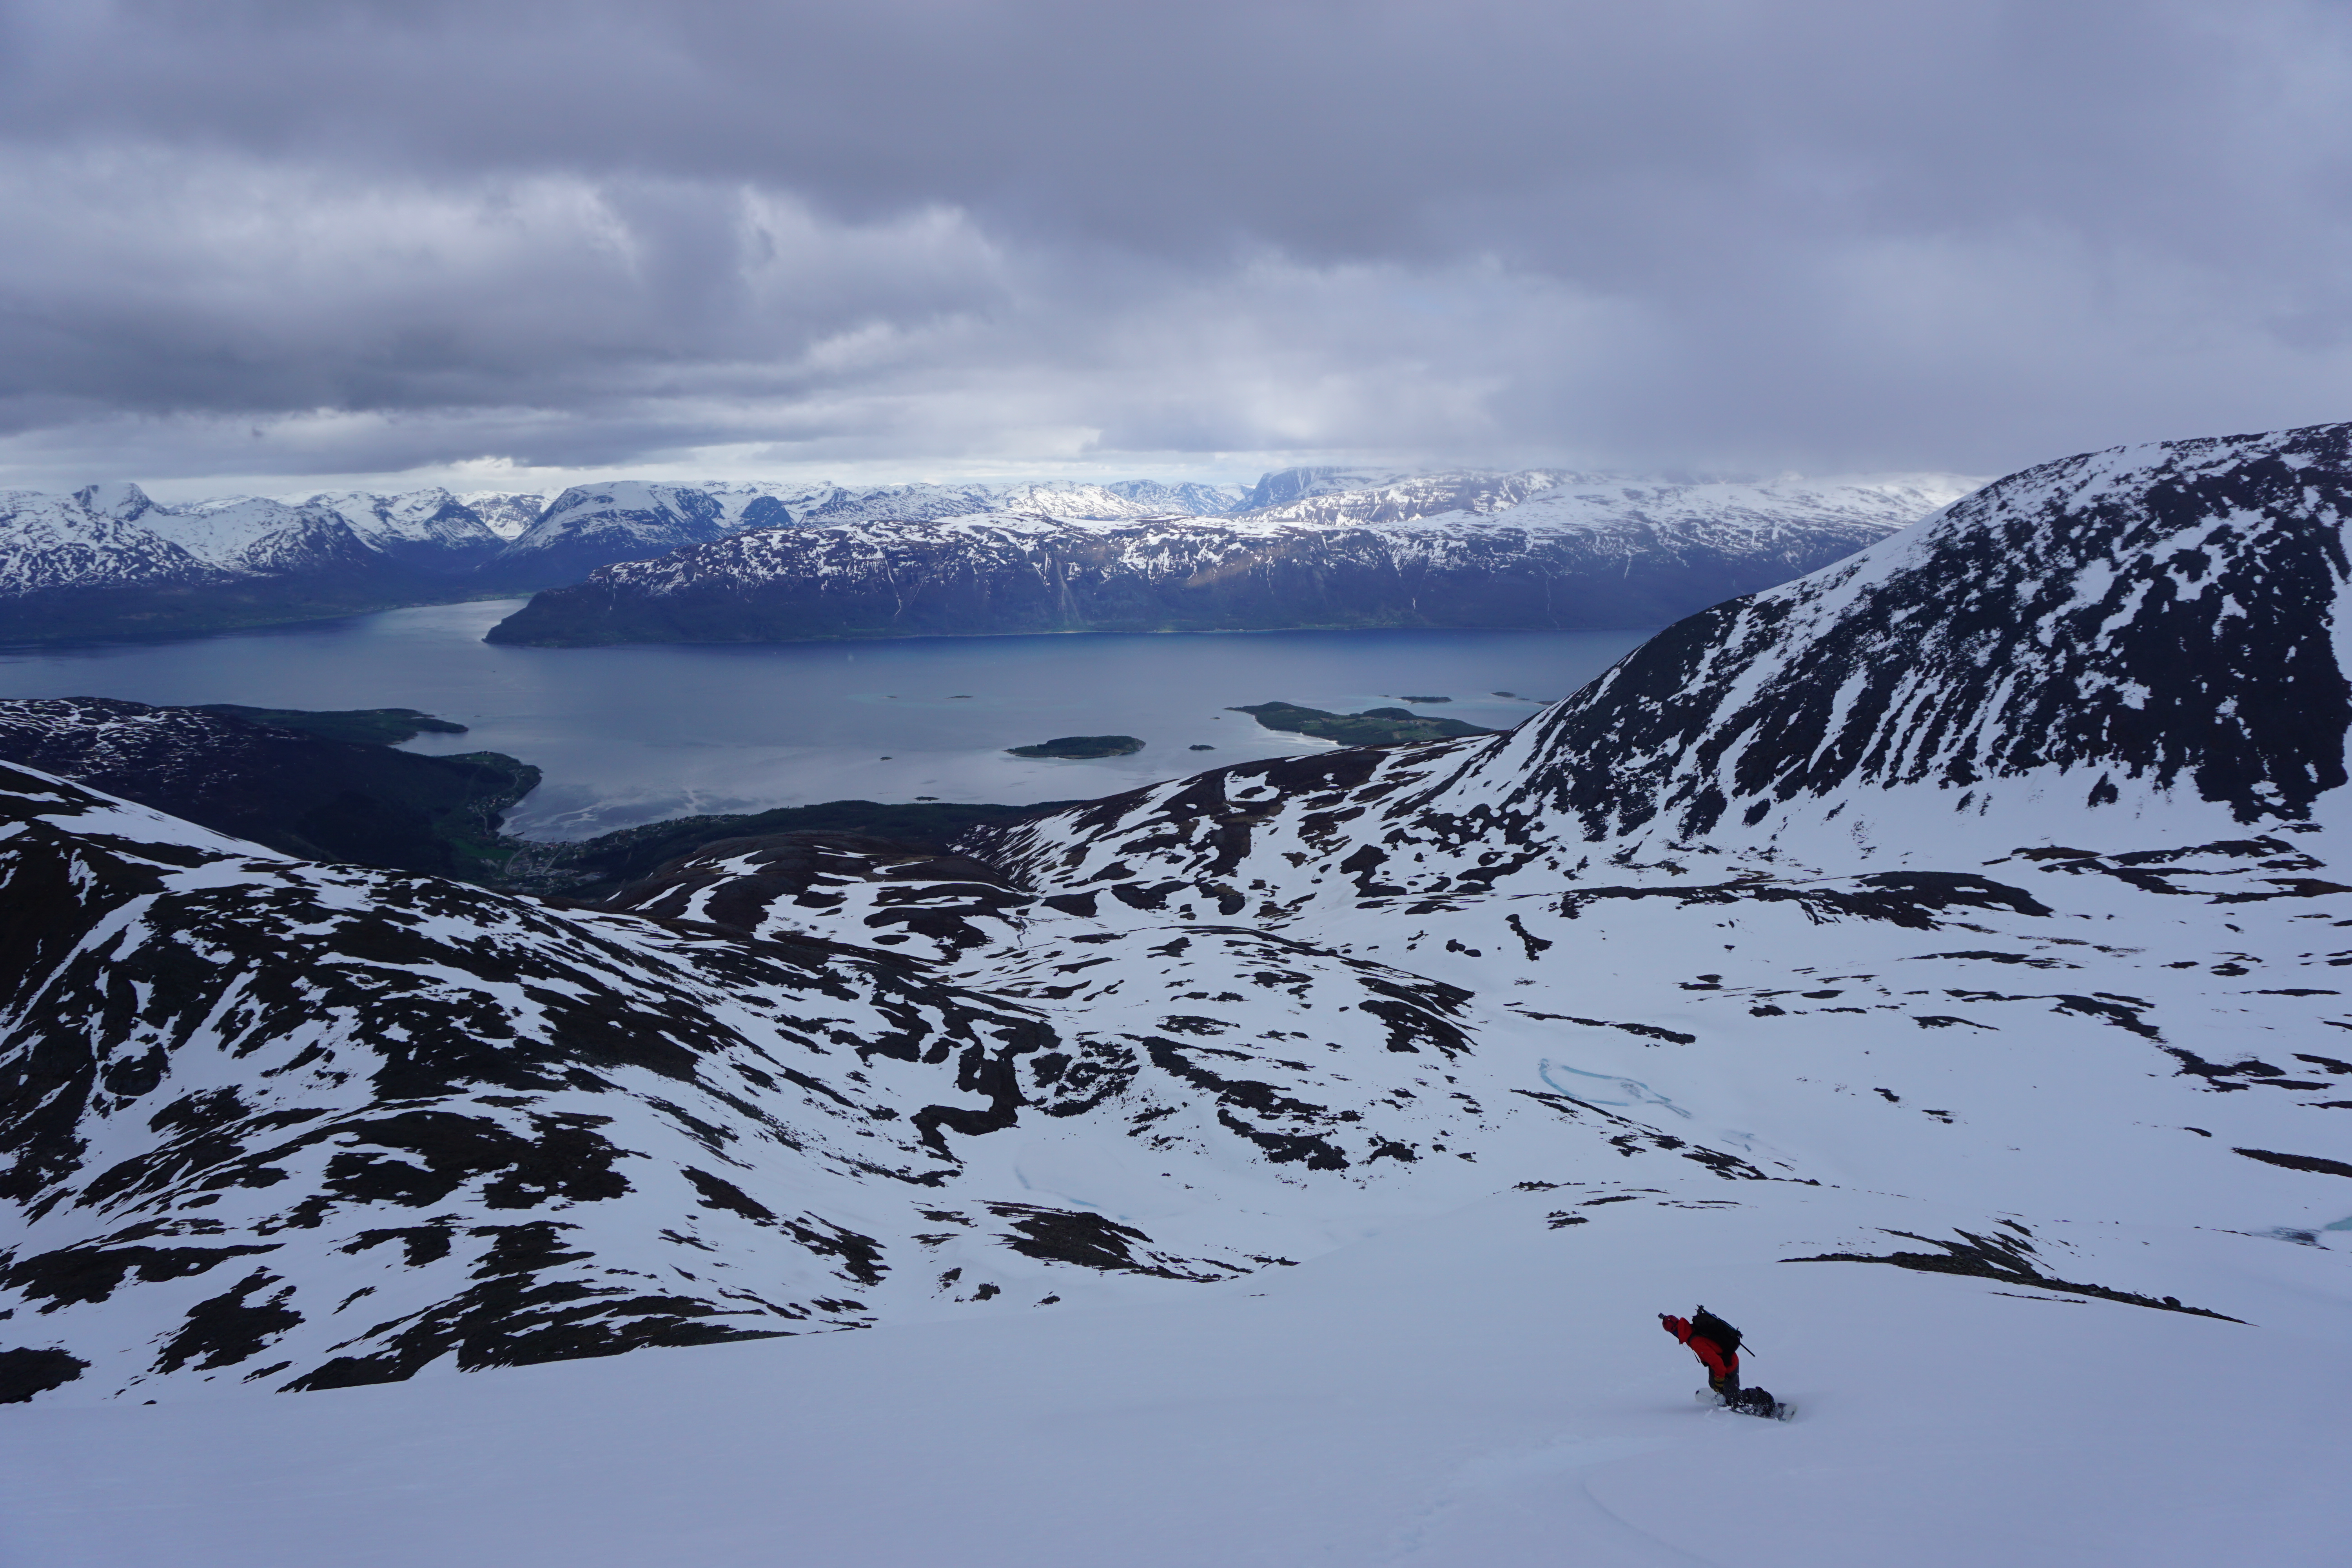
2, 430, 2348, 1564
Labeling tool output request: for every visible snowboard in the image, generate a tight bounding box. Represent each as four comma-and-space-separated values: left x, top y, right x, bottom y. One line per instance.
1697, 1388, 1796, 1421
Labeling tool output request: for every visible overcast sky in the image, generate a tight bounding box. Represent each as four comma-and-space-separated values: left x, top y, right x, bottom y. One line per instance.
2, 0, 2348, 498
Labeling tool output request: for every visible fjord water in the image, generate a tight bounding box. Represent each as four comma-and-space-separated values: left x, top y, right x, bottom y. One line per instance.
0, 601, 1650, 838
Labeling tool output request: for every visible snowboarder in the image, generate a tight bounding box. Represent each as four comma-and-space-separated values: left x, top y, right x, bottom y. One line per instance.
1659, 1306, 1787, 1419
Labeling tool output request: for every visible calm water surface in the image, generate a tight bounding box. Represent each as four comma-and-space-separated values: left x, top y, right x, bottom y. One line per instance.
0, 602, 1652, 838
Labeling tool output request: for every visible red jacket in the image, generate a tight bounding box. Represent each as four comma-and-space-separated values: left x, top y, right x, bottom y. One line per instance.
1661, 1315, 1738, 1381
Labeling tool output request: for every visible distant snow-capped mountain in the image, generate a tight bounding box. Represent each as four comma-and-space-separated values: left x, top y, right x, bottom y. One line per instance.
1, 468, 1970, 643
455, 491, 548, 541
1104, 478, 1249, 514
0, 489, 223, 600
2, 422, 2345, 1417
482, 479, 1223, 588
0, 483, 550, 640
483, 472, 1975, 646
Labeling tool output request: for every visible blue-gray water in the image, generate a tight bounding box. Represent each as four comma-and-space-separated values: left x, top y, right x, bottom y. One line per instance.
0, 602, 1652, 839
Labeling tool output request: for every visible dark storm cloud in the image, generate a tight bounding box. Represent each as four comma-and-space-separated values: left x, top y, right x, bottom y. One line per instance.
2, 0, 2349, 489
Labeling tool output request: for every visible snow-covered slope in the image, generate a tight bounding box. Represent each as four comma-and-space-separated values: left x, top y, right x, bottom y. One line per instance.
0, 485, 537, 639
1105, 477, 1249, 513
483, 480, 806, 587
306, 488, 505, 571
2, 423, 2348, 1561
0, 489, 223, 599
1236, 463, 1413, 510
456, 490, 548, 541
485, 477, 1200, 586
10, 421, 2350, 1402
5, 1176, 2337, 1568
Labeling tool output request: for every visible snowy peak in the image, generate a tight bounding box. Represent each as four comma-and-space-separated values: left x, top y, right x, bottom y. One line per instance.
980, 421, 2352, 915
488, 480, 808, 584
138, 495, 379, 578
1478, 421, 2352, 851
987, 482, 1192, 521
0, 490, 220, 598
456, 491, 548, 541
1236, 470, 1981, 532
304, 488, 503, 561
1104, 479, 1248, 514
1245, 469, 1564, 524
69, 481, 156, 524
1235, 466, 1404, 511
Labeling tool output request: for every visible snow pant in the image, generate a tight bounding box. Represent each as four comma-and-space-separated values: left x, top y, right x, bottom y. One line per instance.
1710, 1374, 1776, 1416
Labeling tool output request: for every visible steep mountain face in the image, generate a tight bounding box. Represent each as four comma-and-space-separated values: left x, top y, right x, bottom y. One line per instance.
1235, 465, 1404, 511
455, 491, 547, 541
484, 481, 796, 589
307, 490, 506, 572
481, 477, 1951, 646
4, 423, 2348, 1410
1247, 468, 1563, 523
0, 491, 225, 600
1105, 479, 1248, 514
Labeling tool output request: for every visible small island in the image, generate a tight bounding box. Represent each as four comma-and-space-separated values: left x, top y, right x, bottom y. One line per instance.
1006, 735, 1145, 759
1229, 702, 1496, 746
1394, 694, 1452, 703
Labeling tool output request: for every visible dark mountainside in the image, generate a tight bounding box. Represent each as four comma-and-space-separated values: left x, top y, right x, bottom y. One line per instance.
482, 517, 1890, 646
3, 425, 2349, 1408
192, 706, 471, 747
0, 698, 1080, 897
0, 699, 539, 880
500, 798, 1086, 899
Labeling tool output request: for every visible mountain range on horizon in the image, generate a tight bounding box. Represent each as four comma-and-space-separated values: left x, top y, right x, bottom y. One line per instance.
0, 467, 1976, 644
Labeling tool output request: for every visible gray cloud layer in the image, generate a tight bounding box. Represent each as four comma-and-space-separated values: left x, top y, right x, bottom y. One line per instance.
2, 0, 2347, 491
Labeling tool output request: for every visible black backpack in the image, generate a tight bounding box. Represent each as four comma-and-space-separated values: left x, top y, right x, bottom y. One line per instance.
1690, 1307, 1742, 1356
